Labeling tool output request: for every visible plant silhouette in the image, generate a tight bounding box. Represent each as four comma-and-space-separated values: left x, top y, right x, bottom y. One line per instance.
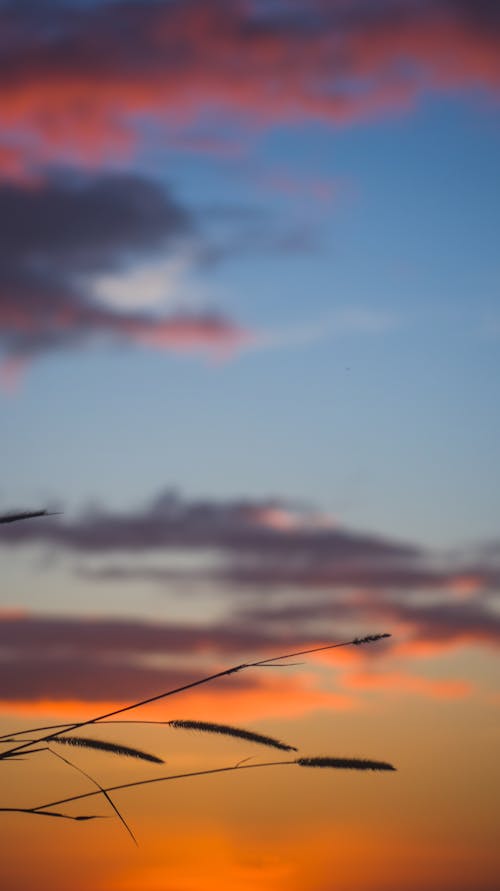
0, 508, 395, 844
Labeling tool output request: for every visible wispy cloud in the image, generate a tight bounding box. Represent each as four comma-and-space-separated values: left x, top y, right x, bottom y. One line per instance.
0, 488, 417, 561
2, 482, 495, 710
0, 604, 482, 714
252, 309, 397, 353
344, 669, 473, 700
2, 488, 499, 661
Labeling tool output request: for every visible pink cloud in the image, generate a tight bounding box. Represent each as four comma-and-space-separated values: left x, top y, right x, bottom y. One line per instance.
0, 1, 499, 176
132, 313, 253, 357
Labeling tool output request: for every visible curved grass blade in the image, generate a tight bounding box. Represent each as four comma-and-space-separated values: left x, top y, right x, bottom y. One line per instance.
0, 807, 100, 821
0, 510, 57, 524
352, 634, 391, 646
48, 746, 138, 845
0, 723, 75, 742
168, 720, 297, 752
297, 756, 396, 771
55, 736, 163, 764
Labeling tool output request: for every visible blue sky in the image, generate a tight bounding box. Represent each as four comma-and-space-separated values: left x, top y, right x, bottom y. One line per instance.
2, 90, 499, 547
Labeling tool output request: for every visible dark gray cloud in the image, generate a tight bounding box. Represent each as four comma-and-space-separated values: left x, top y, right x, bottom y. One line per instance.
0, 612, 317, 703
0, 588, 498, 705
3, 489, 499, 600
0, 174, 249, 362
1, 478, 498, 707
0, 612, 292, 657
219, 560, 500, 593
238, 592, 500, 649
0, 488, 419, 562
77, 558, 500, 596
0, 655, 198, 703
0, 174, 189, 266
388, 598, 500, 647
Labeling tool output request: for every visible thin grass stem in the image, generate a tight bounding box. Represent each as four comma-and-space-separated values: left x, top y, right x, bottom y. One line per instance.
0, 633, 390, 761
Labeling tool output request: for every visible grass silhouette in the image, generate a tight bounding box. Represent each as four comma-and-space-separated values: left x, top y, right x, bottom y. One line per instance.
0, 508, 396, 843
0, 509, 58, 524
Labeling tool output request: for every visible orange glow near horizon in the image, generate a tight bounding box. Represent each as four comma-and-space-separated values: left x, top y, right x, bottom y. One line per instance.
1, 638, 499, 891
2, 692, 499, 891
0, 672, 355, 727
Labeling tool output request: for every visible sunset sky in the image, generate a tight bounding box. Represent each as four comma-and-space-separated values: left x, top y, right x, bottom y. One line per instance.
1, 2, 499, 889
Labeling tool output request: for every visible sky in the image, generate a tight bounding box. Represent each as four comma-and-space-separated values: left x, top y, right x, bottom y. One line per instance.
0, 1, 499, 889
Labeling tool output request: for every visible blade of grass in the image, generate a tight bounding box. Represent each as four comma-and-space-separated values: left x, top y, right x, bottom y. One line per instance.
0, 510, 59, 524
297, 756, 396, 771
55, 736, 163, 765
168, 720, 296, 752
0, 807, 101, 821
47, 747, 138, 845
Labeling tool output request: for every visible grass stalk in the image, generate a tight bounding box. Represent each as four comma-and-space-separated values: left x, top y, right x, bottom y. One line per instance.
0, 633, 390, 761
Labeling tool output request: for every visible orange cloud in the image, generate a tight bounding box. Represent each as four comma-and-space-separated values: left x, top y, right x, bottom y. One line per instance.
345, 670, 473, 699
0, 673, 354, 726
393, 633, 496, 658
447, 574, 485, 598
